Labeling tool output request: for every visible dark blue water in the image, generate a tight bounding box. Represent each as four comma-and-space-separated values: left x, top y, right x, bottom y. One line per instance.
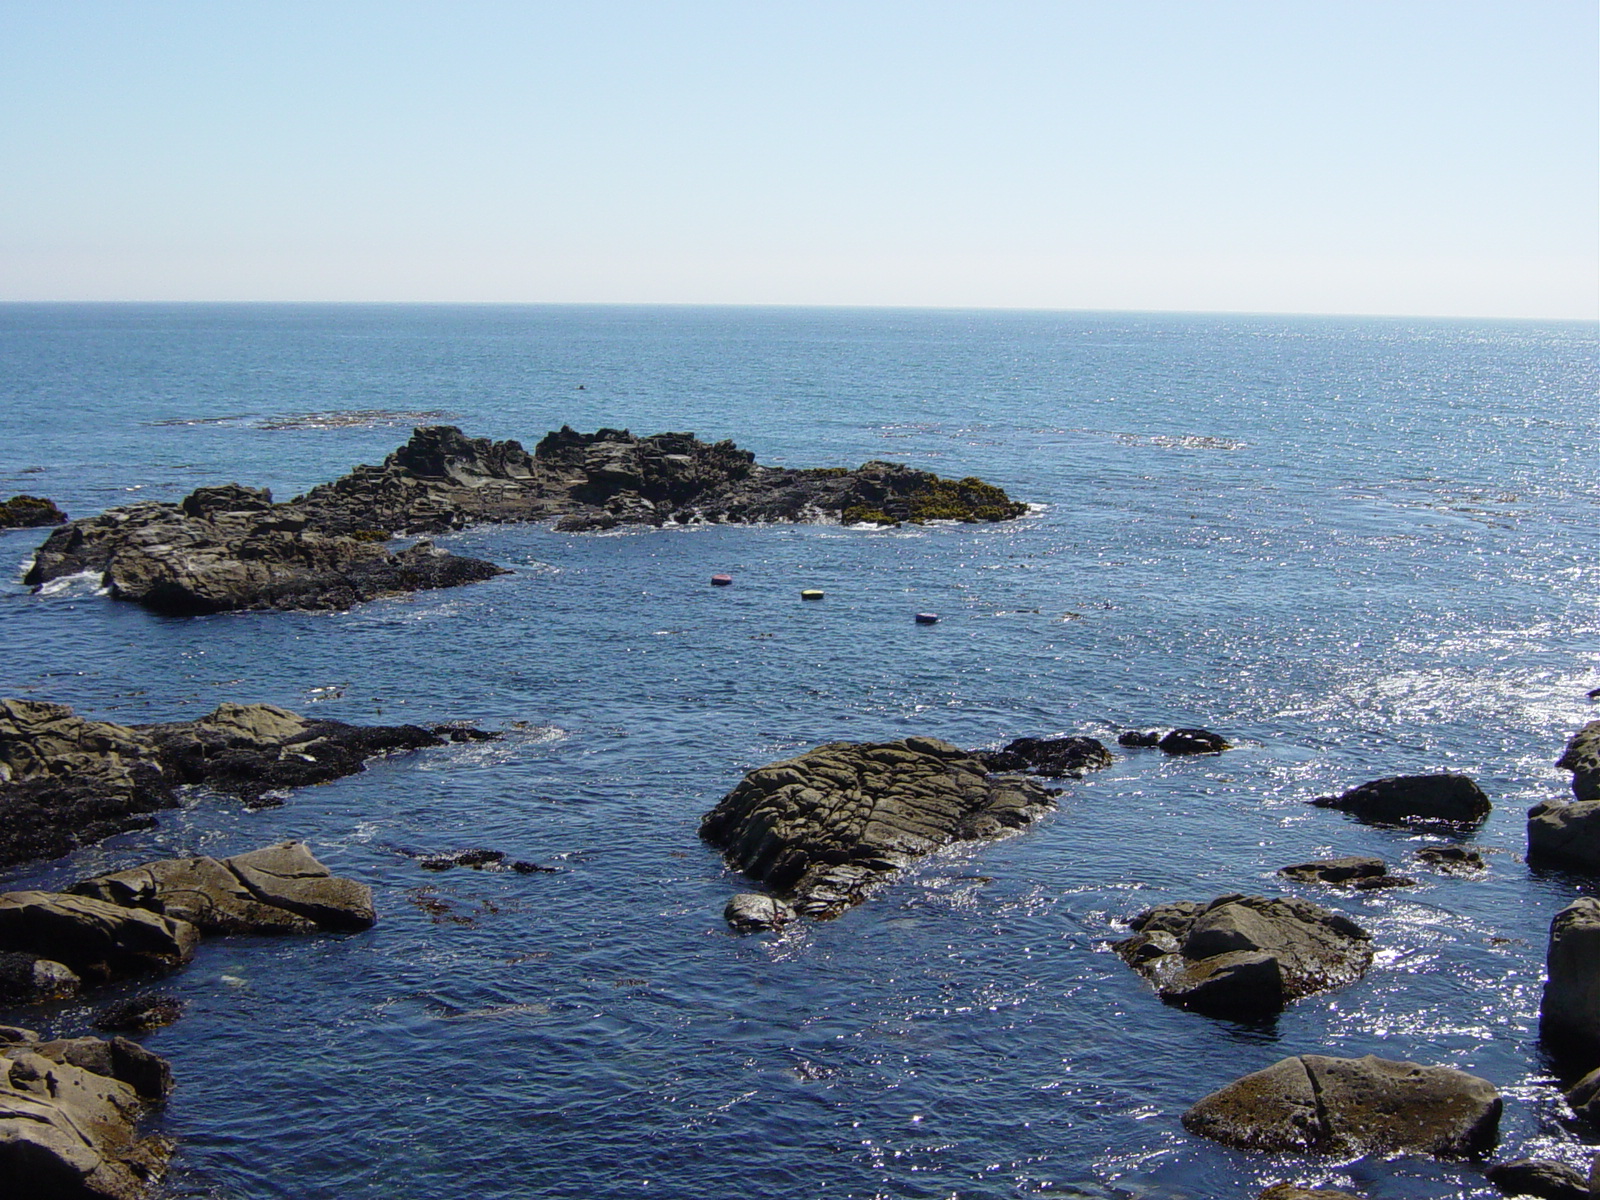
2, 304, 1597, 1199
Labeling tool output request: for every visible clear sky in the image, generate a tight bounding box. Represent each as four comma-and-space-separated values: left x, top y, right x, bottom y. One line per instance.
1, 0, 1595, 318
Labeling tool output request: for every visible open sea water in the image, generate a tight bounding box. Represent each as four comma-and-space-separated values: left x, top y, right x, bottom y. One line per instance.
0, 303, 1597, 1200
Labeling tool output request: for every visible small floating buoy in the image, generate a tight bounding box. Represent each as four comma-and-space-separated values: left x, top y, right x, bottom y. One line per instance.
710, 574, 733, 586
914, 612, 939, 624
801, 589, 825, 600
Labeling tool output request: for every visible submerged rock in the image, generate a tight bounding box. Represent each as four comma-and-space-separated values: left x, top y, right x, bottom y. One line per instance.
1557, 722, 1600, 802
700, 737, 1058, 919
24, 425, 1027, 614
0, 698, 448, 866
1414, 844, 1488, 874
981, 735, 1113, 777
1311, 773, 1491, 828
1277, 856, 1415, 890
0, 1032, 173, 1200
0, 493, 66, 528
1540, 896, 1600, 1070
1115, 894, 1372, 1018
1183, 1053, 1501, 1158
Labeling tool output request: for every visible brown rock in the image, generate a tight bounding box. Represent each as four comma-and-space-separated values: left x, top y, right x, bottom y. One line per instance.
1557, 722, 1600, 803
0, 891, 198, 985
1540, 897, 1600, 1069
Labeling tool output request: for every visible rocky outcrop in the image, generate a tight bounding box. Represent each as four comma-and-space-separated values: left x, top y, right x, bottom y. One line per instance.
0, 698, 452, 866
0, 494, 66, 528
1311, 773, 1491, 828
1485, 1158, 1590, 1199
1115, 895, 1372, 1018
1540, 897, 1600, 1069
700, 737, 1058, 919
1558, 722, 1600, 803
72, 841, 376, 935
0, 892, 198, 986
25, 425, 1027, 613
0, 1028, 173, 1200
1565, 1066, 1600, 1124
1527, 799, 1600, 873
981, 735, 1113, 777
1277, 856, 1415, 890
1182, 1053, 1501, 1158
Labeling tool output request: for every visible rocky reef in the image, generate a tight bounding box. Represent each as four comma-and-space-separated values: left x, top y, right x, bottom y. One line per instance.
0, 493, 66, 528
24, 425, 1028, 614
0, 698, 461, 867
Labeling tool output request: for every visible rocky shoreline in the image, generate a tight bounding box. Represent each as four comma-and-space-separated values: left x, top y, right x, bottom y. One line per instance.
21, 425, 1029, 615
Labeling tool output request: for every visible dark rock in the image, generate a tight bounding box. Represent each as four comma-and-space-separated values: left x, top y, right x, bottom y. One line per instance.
982, 735, 1113, 778
1565, 1066, 1600, 1124
0, 891, 198, 986
724, 893, 797, 933
1258, 1186, 1364, 1200
72, 841, 374, 934
25, 425, 1026, 614
0, 950, 80, 1001
93, 995, 185, 1033
1116, 894, 1372, 1017
1183, 1053, 1501, 1158
1158, 728, 1230, 755
1311, 773, 1491, 828
1415, 844, 1488, 873
1117, 729, 1162, 748
700, 737, 1058, 919
419, 848, 506, 871
1485, 1158, 1589, 1199
1277, 856, 1415, 890
0, 494, 66, 528
0, 698, 446, 867
0, 1032, 173, 1199
1527, 800, 1600, 873
1557, 722, 1600, 802
1540, 897, 1600, 1070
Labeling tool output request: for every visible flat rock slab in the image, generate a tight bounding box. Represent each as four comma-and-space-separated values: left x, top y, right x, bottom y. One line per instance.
1116, 894, 1372, 1018
700, 737, 1058, 918
1312, 773, 1491, 828
1540, 896, 1600, 1070
1528, 799, 1600, 873
0, 1034, 172, 1200
1557, 721, 1600, 803
1278, 856, 1415, 890
0, 697, 447, 867
72, 840, 375, 935
1183, 1053, 1501, 1158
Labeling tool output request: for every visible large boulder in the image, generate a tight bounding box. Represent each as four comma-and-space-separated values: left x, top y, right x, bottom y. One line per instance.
0, 892, 198, 985
1527, 799, 1600, 872
0, 494, 66, 528
1182, 1053, 1501, 1158
0, 1033, 172, 1200
1565, 1066, 1600, 1124
1484, 1158, 1590, 1199
700, 737, 1058, 918
0, 698, 449, 867
1557, 722, 1600, 802
1115, 894, 1372, 1018
1540, 897, 1600, 1069
72, 841, 375, 935
1311, 774, 1491, 827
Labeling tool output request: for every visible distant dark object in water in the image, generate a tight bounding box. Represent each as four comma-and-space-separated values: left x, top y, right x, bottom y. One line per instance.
0, 494, 66, 529
711, 574, 733, 586
914, 612, 938, 624
1312, 773, 1492, 828
94, 993, 186, 1032
1118, 729, 1162, 748
1159, 728, 1230, 755
414, 847, 556, 874
801, 589, 824, 600
983, 735, 1113, 779
1589, 687, 1600, 700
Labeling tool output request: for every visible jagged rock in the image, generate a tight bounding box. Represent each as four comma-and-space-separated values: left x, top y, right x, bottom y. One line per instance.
0, 493, 67, 528
700, 737, 1058, 918
981, 735, 1113, 777
1277, 856, 1415, 890
0, 1033, 172, 1200
1183, 1053, 1501, 1158
1258, 1186, 1364, 1200
1485, 1158, 1590, 1199
1558, 722, 1600, 803
1159, 728, 1230, 755
1414, 844, 1487, 874
1540, 897, 1600, 1070
1565, 1067, 1600, 1124
0, 950, 80, 1001
25, 426, 1026, 614
1116, 894, 1372, 1018
72, 841, 374, 935
0, 892, 198, 986
724, 893, 797, 933
1311, 774, 1491, 827
1529, 799, 1600, 873
93, 995, 185, 1033
0, 698, 446, 867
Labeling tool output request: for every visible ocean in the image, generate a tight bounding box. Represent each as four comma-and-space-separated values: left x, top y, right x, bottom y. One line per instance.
1, 303, 1597, 1199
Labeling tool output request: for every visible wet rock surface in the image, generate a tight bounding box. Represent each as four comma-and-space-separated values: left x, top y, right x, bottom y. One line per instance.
1484, 1157, 1591, 1199
1311, 773, 1491, 828
0, 698, 451, 866
1158, 727, 1231, 755
0, 892, 199, 986
1540, 896, 1600, 1070
0, 493, 67, 528
1277, 856, 1415, 890
1557, 722, 1600, 803
0, 1030, 173, 1200
1257, 1186, 1364, 1200
1564, 1066, 1600, 1125
1529, 799, 1600, 873
980, 735, 1113, 777
1116, 894, 1373, 1017
700, 737, 1058, 919
724, 893, 797, 933
1182, 1053, 1502, 1158
24, 425, 1027, 613
1414, 844, 1488, 874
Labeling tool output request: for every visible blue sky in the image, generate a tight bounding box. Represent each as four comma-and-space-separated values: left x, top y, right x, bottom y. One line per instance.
1, 1, 1594, 317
